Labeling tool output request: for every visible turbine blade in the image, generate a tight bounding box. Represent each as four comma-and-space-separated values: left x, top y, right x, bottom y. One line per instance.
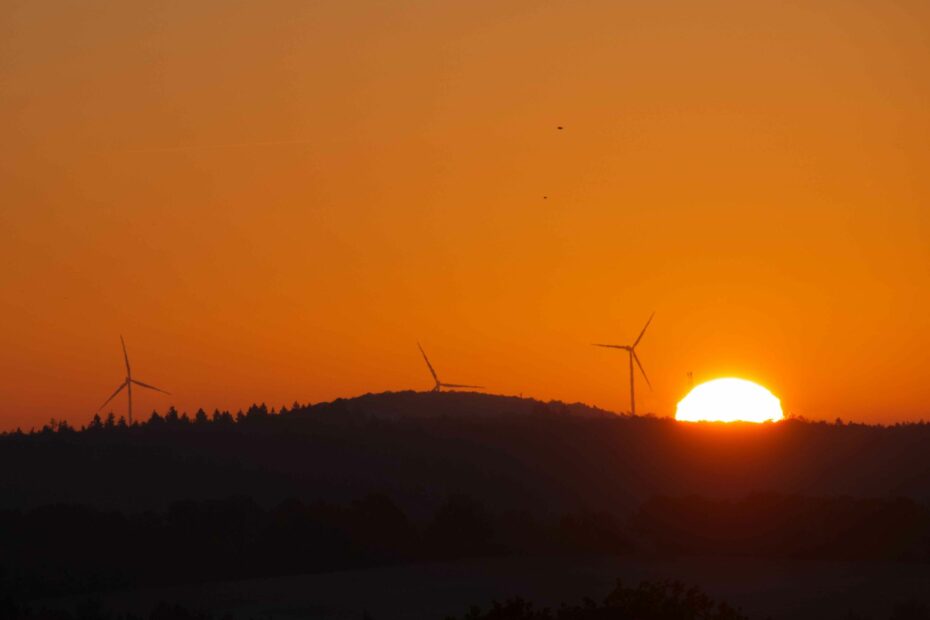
632, 312, 655, 348
120, 335, 131, 375
131, 379, 171, 395
632, 351, 652, 390
440, 383, 483, 389
417, 342, 440, 383
593, 343, 627, 350
98, 381, 128, 411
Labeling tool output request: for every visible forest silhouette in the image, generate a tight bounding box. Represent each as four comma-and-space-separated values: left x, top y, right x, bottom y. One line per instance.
4, 392, 930, 617
3, 392, 930, 515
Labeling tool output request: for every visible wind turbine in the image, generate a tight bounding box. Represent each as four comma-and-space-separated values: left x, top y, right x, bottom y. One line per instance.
417, 343, 483, 392
97, 336, 170, 425
593, 313, 654, 415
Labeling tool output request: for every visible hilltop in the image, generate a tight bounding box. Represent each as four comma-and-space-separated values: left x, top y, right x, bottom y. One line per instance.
311, 390, 619, 420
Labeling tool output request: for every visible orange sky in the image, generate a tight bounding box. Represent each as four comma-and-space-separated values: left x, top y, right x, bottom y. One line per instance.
2, 0, 929, 430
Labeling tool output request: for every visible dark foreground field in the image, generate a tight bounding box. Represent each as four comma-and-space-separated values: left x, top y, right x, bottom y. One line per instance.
39, 555, 930, 620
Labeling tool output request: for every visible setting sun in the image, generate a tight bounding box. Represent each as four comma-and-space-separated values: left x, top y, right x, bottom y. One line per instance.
676, 378, 783, 423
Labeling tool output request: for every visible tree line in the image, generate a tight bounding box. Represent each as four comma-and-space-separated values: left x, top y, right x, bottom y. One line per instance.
5, 402, 303, 436
6, 390, 930, 438
0, 493, 633, 602
5, 492, 930, 604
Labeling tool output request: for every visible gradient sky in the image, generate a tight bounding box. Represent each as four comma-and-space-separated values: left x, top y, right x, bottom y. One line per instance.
2, 0, 929, 430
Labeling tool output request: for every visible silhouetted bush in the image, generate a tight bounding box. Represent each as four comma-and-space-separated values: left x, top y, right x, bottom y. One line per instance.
449, 580, 750, 620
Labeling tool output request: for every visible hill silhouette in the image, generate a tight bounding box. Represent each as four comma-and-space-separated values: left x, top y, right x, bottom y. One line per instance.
2, 391, 930, 516
5, 393, 930, 616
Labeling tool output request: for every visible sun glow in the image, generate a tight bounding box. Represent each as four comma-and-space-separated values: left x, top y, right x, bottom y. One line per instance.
676, 378, 783, 423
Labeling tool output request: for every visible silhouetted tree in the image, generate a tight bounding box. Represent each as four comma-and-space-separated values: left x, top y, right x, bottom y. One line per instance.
164, 407, 179, 425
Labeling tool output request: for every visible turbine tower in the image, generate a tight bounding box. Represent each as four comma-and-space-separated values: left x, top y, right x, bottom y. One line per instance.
97, 336, 170, 425
417, 343, 483, 393
593, 313, 654, 415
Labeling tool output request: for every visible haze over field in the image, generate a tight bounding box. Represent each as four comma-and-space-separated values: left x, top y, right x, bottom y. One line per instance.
2, 0, 929, 430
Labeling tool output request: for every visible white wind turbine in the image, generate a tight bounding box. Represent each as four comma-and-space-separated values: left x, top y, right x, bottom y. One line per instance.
97, 336, 170, 424
593, 313, 655, 415
417, 343, 483, 392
